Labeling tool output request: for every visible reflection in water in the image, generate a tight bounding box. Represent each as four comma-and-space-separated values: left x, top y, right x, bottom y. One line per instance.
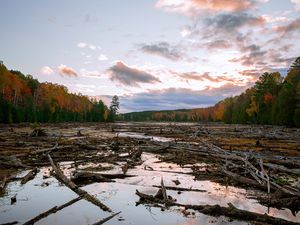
0, 151, 299, 224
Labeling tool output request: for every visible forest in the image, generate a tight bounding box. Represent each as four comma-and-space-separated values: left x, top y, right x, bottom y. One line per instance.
122, 57, 300, 127
0, 63, 119, 123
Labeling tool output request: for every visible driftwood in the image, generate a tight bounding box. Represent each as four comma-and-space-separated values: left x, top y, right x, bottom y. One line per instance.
92, 212, 121, 225
30, 128, 47, 137
94, 173, 135, 179
21, 168, 38, 185
136, 189, 167, 205
178, 202, 299, 225
259, 196, 300, 216
0, 222, 18, 225
152, 185, 206, 192
0, 176, 8, 194
264, 163, 300, 175
71, 171, 115, 184
23, 197, 81, 225
47, 154, 111, 212
136, 189, 299, 224
0, 156, 27, 168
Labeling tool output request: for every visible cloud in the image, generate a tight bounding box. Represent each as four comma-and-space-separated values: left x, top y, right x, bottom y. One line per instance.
291, 0, 300, 11
58, 64, 78, 77
206, 40, 232, 50
156, 0, 255, 16
98, 54, 108, 61
106, 61, 160, 86
205, 13, 265, 32
119, 85, 248, 112
40, 66, 54, 75
77, 42, 96, 50
177, 71, 239, 83
274, 18, 300, 37
140, 42, 183, 61
80, 69, 101, 78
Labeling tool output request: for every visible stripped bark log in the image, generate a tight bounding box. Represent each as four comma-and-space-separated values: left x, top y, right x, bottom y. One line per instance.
47, 154, 111, 212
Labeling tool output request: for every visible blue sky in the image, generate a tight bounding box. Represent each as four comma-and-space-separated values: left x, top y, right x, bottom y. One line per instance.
1, 0, 300, 112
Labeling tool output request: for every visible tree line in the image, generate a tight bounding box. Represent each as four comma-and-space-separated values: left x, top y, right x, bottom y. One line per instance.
0, 63, 119, 123
122, 57, 300, 127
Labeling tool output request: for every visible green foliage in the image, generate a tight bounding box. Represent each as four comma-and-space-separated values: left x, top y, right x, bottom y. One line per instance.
108, 95, 119, 122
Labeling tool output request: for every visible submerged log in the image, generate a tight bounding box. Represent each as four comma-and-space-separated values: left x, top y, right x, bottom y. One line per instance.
92, 212, 121, 225
23, 197, 81, 225
47, 154, 111, 212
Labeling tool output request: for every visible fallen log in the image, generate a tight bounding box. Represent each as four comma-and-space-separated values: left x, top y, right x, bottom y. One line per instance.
259, 196, 300, 215
152, 185, 206, 193
177, 202, 299, 225
47, 154, 111, 212
71, 171, 115, 184
0, 221, 18, 225
95, 173, 135, 179
21, 168, 39, 185
0, 156, 28, 168
264, 163, 300, 175
136, 189, 167, 205
92, 211, 121, 225
23, 197, 81, 225
136, 189, 299, 225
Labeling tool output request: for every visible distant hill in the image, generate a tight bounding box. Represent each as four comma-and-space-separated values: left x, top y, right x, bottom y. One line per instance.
121, 57, 300, 127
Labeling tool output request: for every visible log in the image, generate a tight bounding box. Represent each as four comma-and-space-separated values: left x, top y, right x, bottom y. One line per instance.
264, 163, 300, 175
223, 169, 268, 190
95, 173, 135, 179
136, 190, 166, 205
177, 202, 299, 225
92, 212, 121, 225
23, 197, 81, 225
0, 222, 18, 225
0, 156, 28, 168
21, 168, 38, 185
71, 171, 115, 184
136, 189, 299, 225
47, 154, 111, 212
161, 178, 168, 204
152, 185, 206, 192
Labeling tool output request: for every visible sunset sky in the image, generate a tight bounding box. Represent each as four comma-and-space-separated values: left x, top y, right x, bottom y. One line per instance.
1, 0, 300, 112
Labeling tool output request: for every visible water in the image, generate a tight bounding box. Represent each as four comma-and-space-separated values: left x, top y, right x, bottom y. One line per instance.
0, 151, 299, 225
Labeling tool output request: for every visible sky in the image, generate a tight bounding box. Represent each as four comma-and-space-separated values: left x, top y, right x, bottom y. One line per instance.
1, 0, 300, 112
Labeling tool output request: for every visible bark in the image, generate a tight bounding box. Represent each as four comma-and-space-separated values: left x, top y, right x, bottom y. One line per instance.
23, 197, 81, 225
92, 212, 121, 225
47, 154, 111, 212
21, 168, 38, 185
